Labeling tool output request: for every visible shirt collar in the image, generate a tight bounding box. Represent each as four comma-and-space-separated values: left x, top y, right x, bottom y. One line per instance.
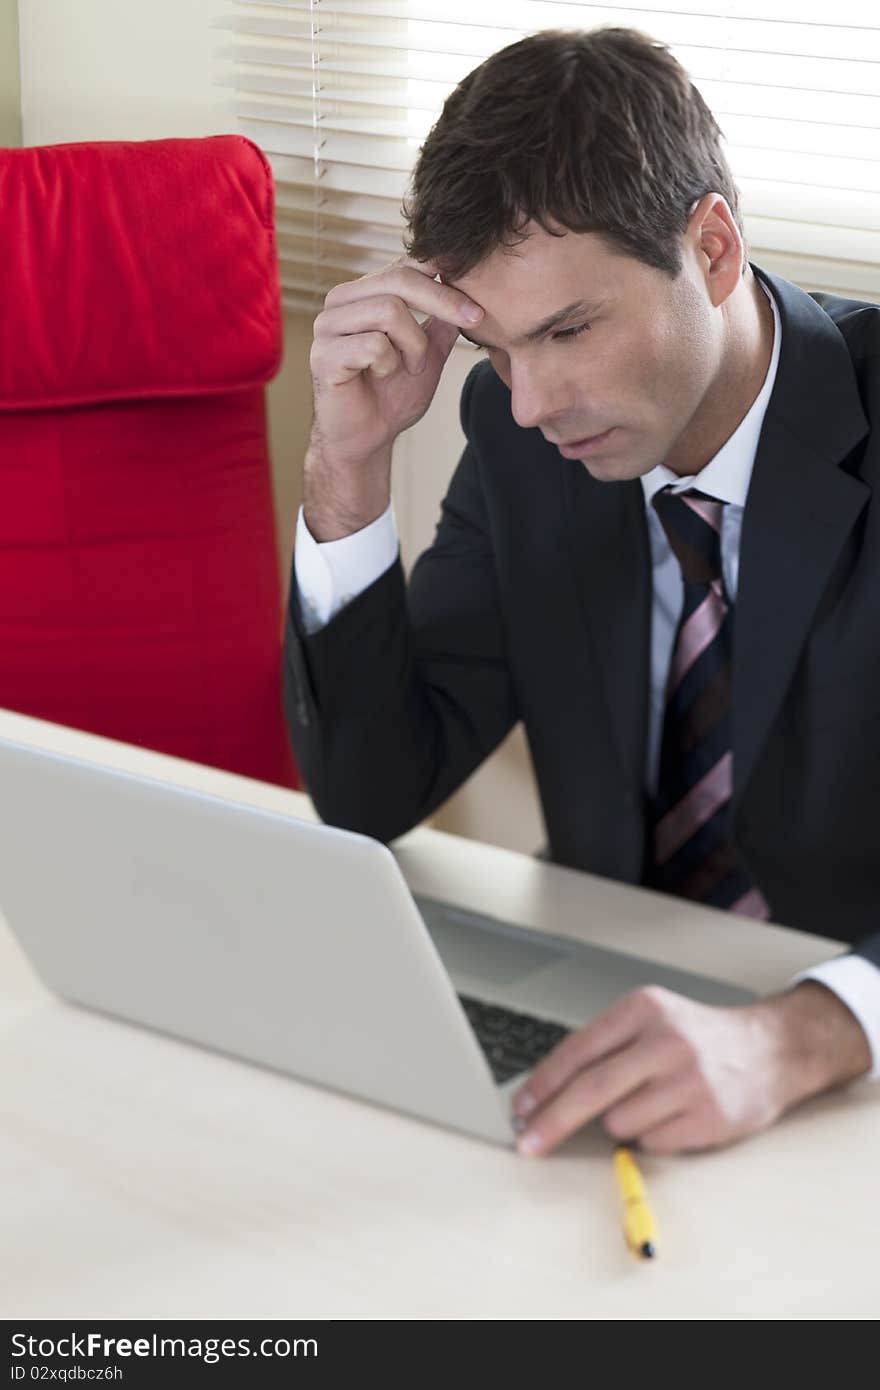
640, 280, 781, 512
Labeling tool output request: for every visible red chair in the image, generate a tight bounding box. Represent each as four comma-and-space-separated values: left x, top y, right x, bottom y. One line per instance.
0, 135, 298, 788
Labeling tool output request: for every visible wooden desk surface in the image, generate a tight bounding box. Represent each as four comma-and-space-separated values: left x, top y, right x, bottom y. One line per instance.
0, 710, 876, 1320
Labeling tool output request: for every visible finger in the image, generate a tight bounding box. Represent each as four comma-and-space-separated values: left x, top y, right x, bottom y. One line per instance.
324, 266, 483, 328
315, 296, 431, 375
310, 330, 401, 386
512, 991, 647, 1120
516, 1036, 660, 1157
422, 314, 462, 366
638, 1112, 705, 1155
602, 1076, 695, 1145
639, 1081, 777, 1154
392, 254, 443, 277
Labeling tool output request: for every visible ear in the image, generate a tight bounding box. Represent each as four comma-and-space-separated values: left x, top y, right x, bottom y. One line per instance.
686, 193, 744, 308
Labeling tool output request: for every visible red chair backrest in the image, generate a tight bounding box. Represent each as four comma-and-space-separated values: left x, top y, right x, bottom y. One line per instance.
0, 135, 298, 787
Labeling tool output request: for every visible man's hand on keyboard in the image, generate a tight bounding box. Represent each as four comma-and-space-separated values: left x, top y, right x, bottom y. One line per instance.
510, 981, 871, 1155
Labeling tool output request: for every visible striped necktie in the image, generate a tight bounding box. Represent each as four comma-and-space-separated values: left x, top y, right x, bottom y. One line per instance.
646, 487, 770, 920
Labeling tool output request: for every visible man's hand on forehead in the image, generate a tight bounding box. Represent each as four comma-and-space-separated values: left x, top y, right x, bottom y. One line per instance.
327, 257, 483, 328
305, 253, 485, 503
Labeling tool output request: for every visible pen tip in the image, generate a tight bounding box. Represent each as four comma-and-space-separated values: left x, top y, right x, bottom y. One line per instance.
640, 1242, 656, 1259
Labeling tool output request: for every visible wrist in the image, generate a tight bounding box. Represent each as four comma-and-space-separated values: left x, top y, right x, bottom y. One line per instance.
751, 981, 872, 1109
303, 440, 392, 542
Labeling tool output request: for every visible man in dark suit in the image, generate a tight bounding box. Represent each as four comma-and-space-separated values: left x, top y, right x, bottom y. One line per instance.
283, 28, 878, 1154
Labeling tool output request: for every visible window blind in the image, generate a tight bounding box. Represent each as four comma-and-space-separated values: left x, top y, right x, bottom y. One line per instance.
218, 1, 880, 314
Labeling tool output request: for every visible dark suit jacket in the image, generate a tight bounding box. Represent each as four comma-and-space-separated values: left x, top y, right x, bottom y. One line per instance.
283, 265, 880, 969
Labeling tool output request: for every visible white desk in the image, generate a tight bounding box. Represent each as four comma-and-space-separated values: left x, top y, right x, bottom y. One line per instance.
0, 710, 877, 1320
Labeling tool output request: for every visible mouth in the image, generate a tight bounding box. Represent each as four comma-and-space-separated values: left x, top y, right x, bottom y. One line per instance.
554, 428, 616, 459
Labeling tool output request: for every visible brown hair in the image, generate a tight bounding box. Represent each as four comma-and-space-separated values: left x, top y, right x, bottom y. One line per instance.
403, 28, 745, 280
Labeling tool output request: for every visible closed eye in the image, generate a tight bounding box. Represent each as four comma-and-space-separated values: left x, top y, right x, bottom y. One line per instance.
552, 322, 592, 341
468, 321, 593, 353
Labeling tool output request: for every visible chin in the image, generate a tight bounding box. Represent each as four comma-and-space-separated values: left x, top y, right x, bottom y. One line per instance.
581, 457, 646, 482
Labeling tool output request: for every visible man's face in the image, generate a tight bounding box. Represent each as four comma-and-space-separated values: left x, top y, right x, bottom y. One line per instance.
452, 221, 722, 481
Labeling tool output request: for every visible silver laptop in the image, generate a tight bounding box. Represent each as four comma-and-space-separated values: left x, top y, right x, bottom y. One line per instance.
0, 734, 753, 1146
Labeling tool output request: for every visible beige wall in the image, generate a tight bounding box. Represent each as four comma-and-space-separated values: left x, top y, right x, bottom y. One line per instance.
18, 0, 227, 147
268, 312, 313, 580
17, 0, 543, 855
0, 0, 21, 146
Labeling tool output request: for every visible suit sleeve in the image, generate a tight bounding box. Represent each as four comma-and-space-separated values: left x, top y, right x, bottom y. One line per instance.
282, 364, 519, 842
853, 937, 880, 970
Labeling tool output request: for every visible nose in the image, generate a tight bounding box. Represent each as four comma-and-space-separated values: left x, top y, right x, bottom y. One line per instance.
508, 356, 570, 432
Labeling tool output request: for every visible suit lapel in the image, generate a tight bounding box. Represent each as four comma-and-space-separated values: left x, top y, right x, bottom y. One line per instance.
561, 460, 652, 797
732, 268, 870, 803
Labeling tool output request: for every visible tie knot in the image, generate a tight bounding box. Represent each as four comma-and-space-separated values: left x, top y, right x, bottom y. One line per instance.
652, 488, 724, 586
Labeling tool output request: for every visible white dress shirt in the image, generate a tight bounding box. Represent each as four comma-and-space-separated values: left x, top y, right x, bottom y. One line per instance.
293, 285, 880, 1077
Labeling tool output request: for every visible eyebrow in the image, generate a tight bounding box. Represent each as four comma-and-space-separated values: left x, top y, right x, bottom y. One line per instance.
458, 298, 603, 351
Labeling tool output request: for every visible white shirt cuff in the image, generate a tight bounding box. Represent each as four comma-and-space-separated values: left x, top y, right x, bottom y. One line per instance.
792, 954, 880, 1081
293, 502, 399, 635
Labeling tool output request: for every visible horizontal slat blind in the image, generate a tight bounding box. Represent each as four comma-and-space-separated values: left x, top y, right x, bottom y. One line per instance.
218, 1, 880, 314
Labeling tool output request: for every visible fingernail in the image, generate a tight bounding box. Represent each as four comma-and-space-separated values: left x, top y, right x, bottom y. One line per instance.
462, 303, 483, 323
517, 1131, 545, 1157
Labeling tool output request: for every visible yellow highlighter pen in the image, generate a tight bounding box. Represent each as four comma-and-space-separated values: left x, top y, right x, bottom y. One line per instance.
613, 1145, 658, 1260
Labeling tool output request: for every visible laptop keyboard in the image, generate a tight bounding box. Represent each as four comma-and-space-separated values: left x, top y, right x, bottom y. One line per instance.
458, 995, 570, 1085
